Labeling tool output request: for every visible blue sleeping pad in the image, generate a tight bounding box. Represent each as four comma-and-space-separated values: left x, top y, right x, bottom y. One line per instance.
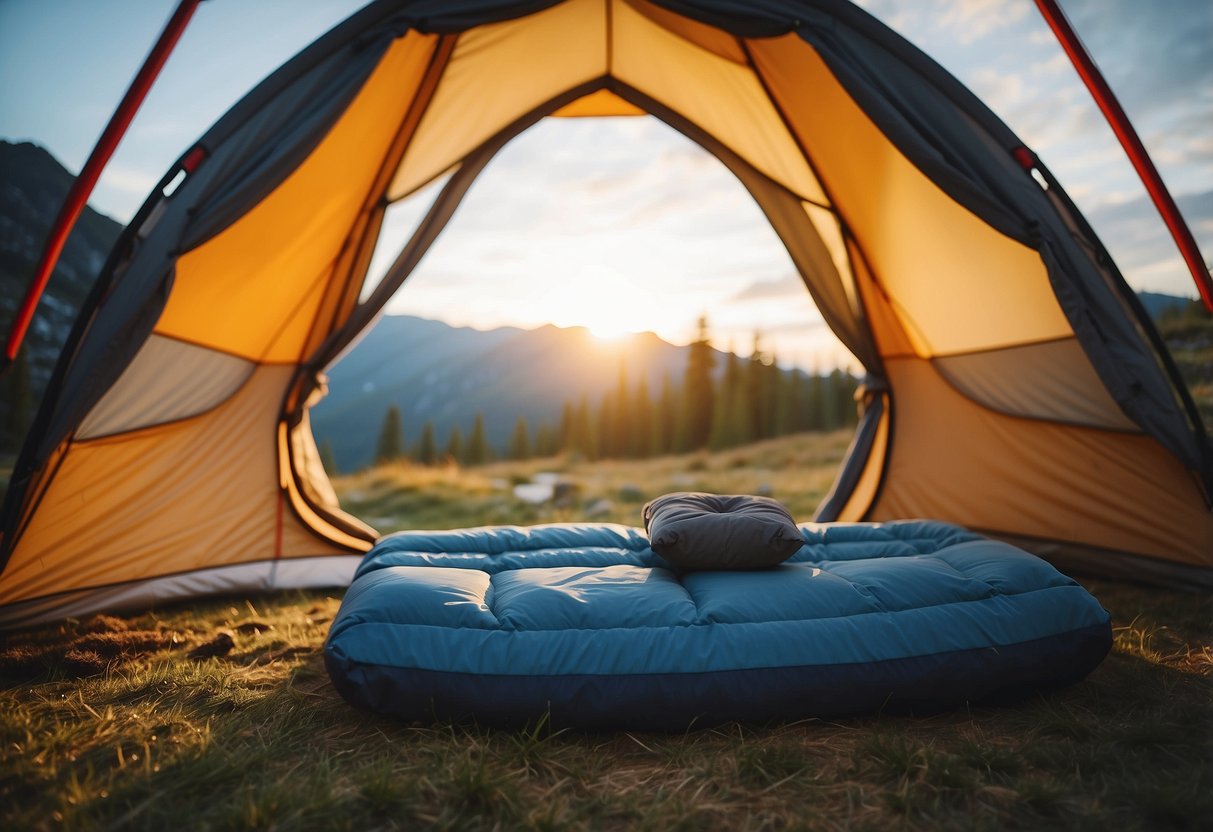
325, 521, 1111, 729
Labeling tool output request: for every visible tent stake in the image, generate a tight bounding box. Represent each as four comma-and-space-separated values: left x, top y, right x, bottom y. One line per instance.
2, 0, 203, 372
1033, 0, 1212, 312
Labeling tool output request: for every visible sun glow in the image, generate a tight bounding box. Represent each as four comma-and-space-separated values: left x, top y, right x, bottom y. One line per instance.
377, 119, 858, 371
587, 318, 635, 340
550, 263, 648, 341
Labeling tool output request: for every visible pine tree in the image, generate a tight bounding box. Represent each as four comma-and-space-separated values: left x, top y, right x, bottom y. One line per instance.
508, 416, 532, 460
823, 370, 839, 430
374, 405, 404, 464
837, 369, 859, 426
795, 368, 814, 432
632, 378, 654, 458
764, 352, 783, 438
413, 421, 437, 465
823, 369, 859, 429
318, 440, 338, 475
806, 367, 826, 431
744, 333, 767, 441
444, 425, 463, 464
710, 348, 743, 450
777, 368, 801, 437
681, 315, 715, 451
570, 394, 596, 460
558, 401, 575, 452
534, 423, 559, 458
655, 374, 676, 456
613, 360, 632, 457
597, 392, 616, 459
466, 412, 489, 466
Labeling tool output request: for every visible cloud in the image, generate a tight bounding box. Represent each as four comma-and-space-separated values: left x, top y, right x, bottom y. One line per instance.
848, 1, 925, 36
1145, 123, 1213, 167
1030, 52, 1071, 79
937, 0, 1030, 44
98, 165, 158, 195
757, 319, 830, 336
967, 68, 1025, 110
1083, 188, 1213, 292
1060, 0, 1213, 123
731, 274, 805, 302
457, 117, 770, 242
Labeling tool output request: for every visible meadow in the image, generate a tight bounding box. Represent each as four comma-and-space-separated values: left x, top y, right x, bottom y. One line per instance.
2, 431, 1210, 830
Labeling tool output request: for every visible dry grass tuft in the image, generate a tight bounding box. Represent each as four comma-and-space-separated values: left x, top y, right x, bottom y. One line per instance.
335, 430, 855, 534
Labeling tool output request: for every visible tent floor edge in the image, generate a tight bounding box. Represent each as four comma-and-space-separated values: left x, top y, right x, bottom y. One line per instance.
0, 555, 362, 630
983, 530, 1213, 592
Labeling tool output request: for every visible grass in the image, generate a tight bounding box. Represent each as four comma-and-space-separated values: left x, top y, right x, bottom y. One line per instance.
1156, 299, 1213, 429
2, 431, 1211, 830
338, 430, 854, 534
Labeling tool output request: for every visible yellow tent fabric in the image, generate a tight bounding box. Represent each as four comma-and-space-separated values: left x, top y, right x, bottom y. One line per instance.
2, 0, 1209, 626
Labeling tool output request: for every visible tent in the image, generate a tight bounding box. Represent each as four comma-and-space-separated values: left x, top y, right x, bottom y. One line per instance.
2, 0, 1211, 626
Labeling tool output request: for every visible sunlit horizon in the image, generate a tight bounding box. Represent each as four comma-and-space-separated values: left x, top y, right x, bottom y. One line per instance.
360, 117, 859, 373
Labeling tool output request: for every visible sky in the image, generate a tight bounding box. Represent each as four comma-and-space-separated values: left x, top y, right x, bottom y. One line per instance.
1, 0, 1210, 371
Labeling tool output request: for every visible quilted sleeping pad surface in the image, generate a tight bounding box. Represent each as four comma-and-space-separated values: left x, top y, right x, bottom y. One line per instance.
324, 521, 1111, 729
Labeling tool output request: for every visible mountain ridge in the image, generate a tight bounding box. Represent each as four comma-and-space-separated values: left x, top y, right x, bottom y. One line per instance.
311, 315, 726, 471
0, 140, 124, 452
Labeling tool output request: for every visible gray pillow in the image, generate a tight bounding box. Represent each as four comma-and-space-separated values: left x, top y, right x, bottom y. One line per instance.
643, 492, 805, 571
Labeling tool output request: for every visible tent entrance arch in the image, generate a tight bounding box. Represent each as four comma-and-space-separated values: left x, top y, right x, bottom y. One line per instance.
282, 62, 892, 559
312, 112, 860, 477
2, 0, 1210, 626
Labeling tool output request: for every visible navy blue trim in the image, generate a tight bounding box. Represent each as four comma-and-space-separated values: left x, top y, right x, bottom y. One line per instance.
325, 620, 1111, 730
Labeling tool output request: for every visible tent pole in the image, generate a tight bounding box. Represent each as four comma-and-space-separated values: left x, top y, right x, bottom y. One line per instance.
1, 0, 203, 372
1033, 0, 1212, 312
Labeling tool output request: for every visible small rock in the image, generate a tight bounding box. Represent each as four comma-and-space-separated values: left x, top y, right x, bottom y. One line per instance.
553, 481, 580, 508
584, 498, 615, 519
754, 483, 774, 497
617, 484, 644, 502
514, 482, 555, 504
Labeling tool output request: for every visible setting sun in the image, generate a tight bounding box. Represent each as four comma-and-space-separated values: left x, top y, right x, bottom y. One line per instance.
587, 318, 634, 340
549, 263, 647, 340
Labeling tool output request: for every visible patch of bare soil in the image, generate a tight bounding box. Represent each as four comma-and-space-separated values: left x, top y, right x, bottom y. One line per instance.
187, 630, 236, 660
0, 615, 184, 682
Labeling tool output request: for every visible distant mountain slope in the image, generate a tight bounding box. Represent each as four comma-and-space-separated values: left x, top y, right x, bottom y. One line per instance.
0, 141, 124, 451
1137, 291, 1192, 321
312, 316, 716, 471
315, 290, 1208, 471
